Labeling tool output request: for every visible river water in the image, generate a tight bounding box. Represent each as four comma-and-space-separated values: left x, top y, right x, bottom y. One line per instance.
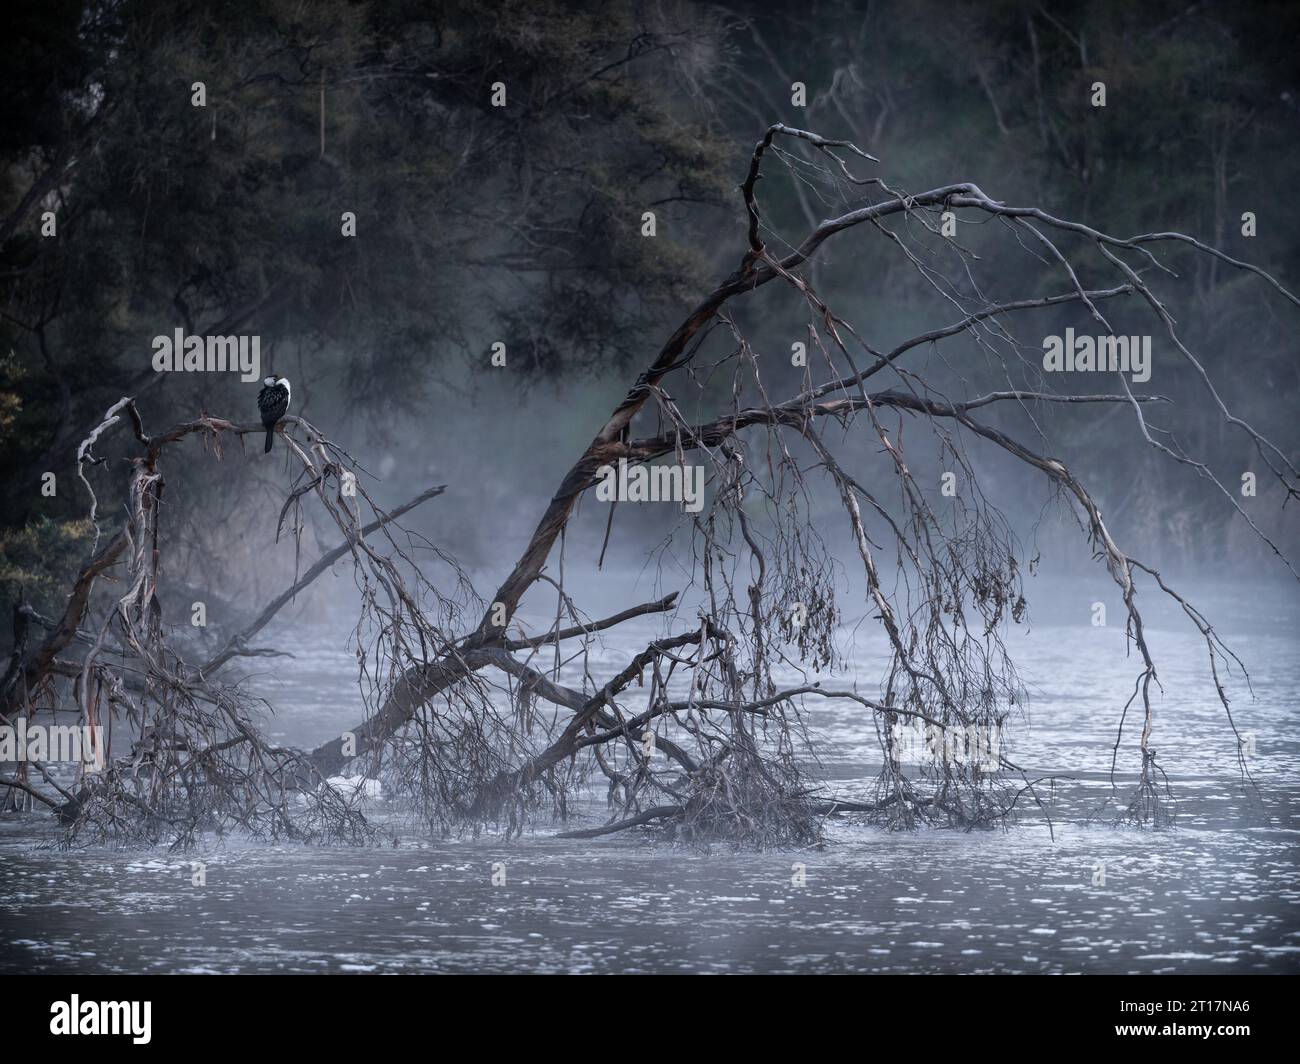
1, 578, 1297, 973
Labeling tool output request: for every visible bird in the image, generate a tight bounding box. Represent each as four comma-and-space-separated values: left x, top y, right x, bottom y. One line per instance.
257, 375, 291, 453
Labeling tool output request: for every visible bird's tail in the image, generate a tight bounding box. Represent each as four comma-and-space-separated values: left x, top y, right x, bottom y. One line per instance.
264, 427, 275, 453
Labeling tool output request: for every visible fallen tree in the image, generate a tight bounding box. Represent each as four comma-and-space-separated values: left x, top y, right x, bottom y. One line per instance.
3, 124, 1293, 846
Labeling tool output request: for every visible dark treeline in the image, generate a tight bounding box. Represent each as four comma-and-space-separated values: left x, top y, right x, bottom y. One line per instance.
2, 0, 1297, 628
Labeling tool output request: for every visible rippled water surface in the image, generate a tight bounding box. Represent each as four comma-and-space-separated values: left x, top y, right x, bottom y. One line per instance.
2, 579, 1297, 973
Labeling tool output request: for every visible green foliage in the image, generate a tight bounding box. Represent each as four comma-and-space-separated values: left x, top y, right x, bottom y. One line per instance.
0, 0, 736, 529
2, 0, 1296, 635
0, 516, 94, 622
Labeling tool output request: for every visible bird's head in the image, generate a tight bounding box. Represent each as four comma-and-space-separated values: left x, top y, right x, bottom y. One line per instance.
263, 375, 277, 386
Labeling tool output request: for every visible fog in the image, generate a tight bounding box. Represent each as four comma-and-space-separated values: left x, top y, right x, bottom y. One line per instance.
2, 0, 1297, 978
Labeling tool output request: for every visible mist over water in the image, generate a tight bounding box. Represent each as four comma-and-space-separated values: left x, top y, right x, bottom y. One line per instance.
2, 573, 1295, 974
2, 0, 1298, 982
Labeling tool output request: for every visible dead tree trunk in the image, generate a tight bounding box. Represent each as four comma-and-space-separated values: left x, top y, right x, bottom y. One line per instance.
10, 124, 1296, 845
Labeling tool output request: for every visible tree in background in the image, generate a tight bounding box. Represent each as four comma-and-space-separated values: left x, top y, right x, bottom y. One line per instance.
720, 0, 1300, 565
1, 0, 736, 620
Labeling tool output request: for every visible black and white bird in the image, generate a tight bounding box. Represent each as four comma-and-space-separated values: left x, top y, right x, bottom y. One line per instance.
257, 375, 291, 453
